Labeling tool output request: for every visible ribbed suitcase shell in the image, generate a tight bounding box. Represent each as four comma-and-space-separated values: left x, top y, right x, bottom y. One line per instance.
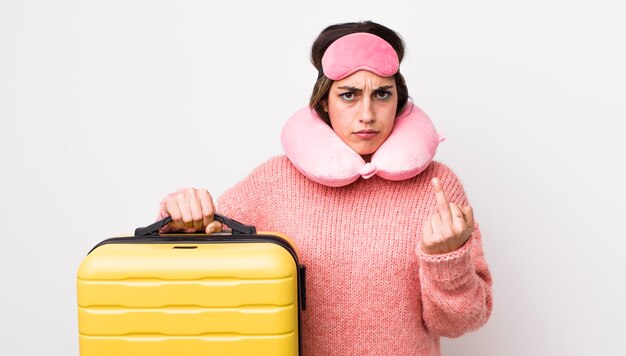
77, 232, 304, 356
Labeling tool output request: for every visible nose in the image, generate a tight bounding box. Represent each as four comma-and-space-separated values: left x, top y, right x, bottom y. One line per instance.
360, 98, 375, 123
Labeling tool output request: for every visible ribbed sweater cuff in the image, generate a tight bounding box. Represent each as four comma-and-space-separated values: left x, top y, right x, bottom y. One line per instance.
417, 235, 474, 285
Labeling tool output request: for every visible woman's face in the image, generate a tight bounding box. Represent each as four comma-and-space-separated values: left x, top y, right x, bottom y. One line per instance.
325, 70, 398, 161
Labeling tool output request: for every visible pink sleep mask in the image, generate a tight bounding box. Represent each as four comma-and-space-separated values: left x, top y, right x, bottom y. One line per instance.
321, 32, 400, 80
281, 102, 445, 187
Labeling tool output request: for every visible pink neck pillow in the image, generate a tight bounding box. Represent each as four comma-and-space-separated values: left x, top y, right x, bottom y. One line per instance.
281, 102, 445, 187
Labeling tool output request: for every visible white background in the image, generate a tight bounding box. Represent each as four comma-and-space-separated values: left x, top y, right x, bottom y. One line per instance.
1, 1, 625, 355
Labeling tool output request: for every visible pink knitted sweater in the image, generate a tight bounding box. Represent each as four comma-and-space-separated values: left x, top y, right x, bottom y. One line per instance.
214, 156, 493, 355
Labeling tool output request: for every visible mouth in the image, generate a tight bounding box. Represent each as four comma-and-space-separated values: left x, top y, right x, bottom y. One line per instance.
353, 129, 379, 140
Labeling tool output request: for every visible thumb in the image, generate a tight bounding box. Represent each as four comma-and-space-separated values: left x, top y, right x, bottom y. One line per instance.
205, 220, 223, 234
462, 205, 475, 230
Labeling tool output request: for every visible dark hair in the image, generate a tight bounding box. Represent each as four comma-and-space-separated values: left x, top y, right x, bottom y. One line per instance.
309, 21, 410, 125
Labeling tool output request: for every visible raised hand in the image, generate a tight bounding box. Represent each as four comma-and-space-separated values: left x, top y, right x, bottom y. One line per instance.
421, 178, 475, 254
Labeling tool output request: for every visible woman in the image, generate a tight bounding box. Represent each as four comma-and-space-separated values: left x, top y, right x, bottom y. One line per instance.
159, 21, 492, 355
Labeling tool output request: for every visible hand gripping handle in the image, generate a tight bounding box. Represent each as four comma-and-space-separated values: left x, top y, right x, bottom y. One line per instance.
134, 213, 257, 236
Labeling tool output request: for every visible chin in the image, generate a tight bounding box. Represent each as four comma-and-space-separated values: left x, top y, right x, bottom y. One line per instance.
354, 146, 379, 158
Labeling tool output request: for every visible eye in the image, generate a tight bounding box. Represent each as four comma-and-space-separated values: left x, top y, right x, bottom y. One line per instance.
374, 90, 392, 100
339, 92, 356, 101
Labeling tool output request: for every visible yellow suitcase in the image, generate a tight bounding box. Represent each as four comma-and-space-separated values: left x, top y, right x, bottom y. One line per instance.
77, 214, 306, 356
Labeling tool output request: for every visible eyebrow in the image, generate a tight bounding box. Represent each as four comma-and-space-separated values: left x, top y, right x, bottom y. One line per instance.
336, 85, 395, 92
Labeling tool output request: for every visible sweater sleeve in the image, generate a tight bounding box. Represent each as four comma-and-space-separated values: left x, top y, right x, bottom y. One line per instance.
216, 158, 280, 230
417, 164, 493, 338
216, 179, 259, 228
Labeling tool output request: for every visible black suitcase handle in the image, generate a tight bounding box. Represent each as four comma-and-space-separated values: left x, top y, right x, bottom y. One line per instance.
134, 213, 256, 236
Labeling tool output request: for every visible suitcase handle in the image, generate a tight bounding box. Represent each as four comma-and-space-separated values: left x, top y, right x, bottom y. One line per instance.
134, 213, 257, 236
